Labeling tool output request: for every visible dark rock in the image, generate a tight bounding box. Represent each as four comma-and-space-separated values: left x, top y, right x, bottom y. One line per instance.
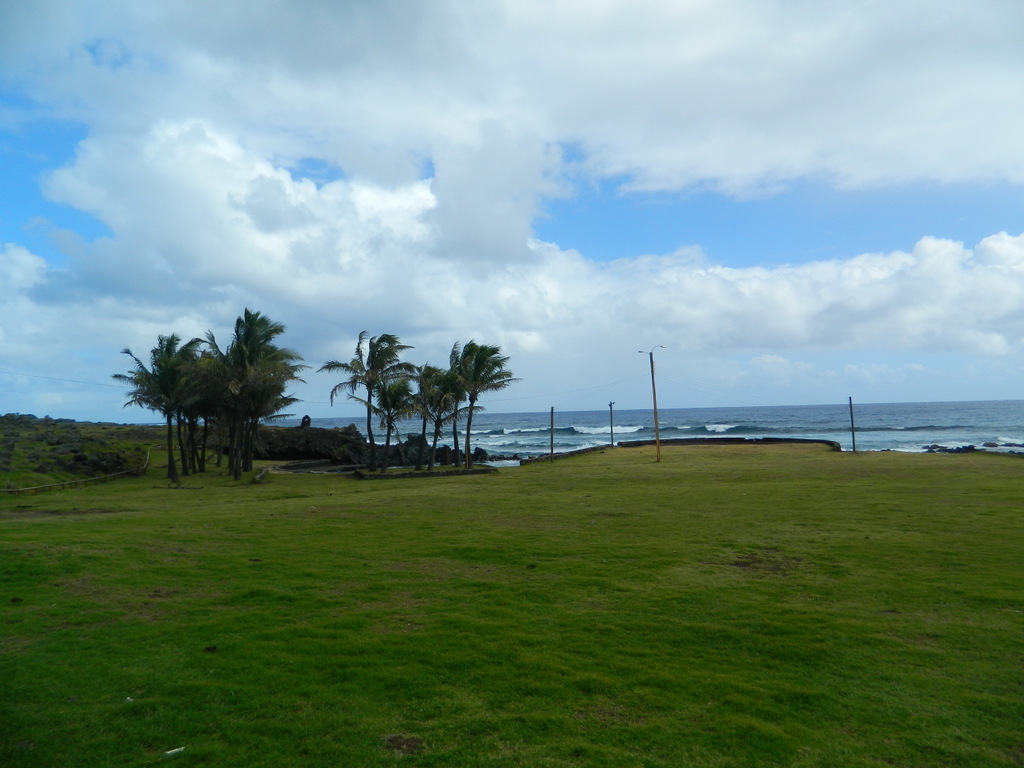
253, 424, 367, 463
923, 444, 977, 453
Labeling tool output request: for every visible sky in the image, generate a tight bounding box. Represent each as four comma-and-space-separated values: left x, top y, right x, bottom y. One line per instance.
3, 0, 1024, 423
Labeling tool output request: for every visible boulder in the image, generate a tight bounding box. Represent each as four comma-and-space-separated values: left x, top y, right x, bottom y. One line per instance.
254, 424, 368, 463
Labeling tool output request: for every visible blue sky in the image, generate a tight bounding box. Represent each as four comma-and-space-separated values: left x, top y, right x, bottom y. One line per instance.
1, 120, 106, 263
537, 179, 1024, 267
2, 0, 1024, 423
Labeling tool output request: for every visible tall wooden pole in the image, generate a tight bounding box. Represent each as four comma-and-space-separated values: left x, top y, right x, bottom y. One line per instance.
550, 406, 555, 461
609, 401, 615, 446
848, 396, 857, 453
651, 355, 661, 462
640, 347, 665, 462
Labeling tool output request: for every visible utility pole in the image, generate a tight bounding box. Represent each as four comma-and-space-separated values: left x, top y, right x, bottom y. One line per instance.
609, 401, 615, 446
639, 346, 666, 462
848, 396, 857, 453
550, 406, 555, 461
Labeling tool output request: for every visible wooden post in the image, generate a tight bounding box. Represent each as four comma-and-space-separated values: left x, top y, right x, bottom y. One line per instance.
609, 401, 615, 446
549, 407, 555, 461
848, 396, 857, 453
639, 347, 665, 462
649, 351, 662, 462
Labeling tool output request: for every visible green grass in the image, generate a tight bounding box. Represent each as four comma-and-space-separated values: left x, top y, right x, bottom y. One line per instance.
2, 444, 1022, 766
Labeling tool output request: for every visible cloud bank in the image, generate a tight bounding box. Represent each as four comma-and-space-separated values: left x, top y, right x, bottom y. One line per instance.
2, 0, 1024, 419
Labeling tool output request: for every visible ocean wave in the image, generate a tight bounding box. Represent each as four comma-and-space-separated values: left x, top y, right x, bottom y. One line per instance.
573, 424, 644, 435
685, 424, 765, 435
469, 422, 978, 439
483, 421, 976, 438
505, 425, 646, 436
995, 435, 1024, 445
856, 424, 973, 433
504, 426, 580, 435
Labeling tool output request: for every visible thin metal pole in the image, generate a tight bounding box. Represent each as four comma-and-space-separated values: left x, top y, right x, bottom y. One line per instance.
848, 396, 857, 453
609, 401, 615, 446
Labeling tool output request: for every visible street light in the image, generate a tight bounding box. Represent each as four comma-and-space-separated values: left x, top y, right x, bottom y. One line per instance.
638, 346, 666, 462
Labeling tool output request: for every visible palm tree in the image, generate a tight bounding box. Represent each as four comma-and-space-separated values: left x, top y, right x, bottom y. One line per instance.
446, 342, 468, 468
113, 334, 202, 482
411, 365, 437, 471
436, 365, 465, 471
455, 341, 518, 468
177, 349, 227, 473
374, 377, 414, 472
320, 332, 414, 471
411, 364, 461, 471
206, 309, 306, 479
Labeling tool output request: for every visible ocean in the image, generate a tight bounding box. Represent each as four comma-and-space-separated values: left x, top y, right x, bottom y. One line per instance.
284, 399, 1024, 458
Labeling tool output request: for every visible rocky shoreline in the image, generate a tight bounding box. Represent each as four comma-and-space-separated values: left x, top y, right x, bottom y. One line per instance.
253, 424, 514, 468
1, 415, 513, 481
1, 413, 157, 480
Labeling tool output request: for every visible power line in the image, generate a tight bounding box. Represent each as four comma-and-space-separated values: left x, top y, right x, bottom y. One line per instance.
656, 368, 827, 407
485, 374, 646, 407
0, 369, 123, 389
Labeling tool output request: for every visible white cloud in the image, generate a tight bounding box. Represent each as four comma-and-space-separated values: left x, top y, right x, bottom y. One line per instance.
9, 1, 1024, 192
4, 1, 1024, 417
0, 244, 47, 294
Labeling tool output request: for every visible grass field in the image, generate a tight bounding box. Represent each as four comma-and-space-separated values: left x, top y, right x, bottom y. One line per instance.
2, 443, 1022, 767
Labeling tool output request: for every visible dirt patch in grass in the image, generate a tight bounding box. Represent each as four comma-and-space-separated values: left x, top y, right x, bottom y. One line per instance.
573, 702, 647, 726
383, 733, 425, 755
702, 548, 804, 576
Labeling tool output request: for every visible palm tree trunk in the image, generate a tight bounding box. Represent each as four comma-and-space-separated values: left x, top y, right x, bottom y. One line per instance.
365, 397, 378, 471
416, 416, 427, 471
198, 419, 208, 473
452, 416, 460, 467
226, 424, 235, 474
241, 422, 250, 474
185, 419, 195, 473
165, 413, 179, 483
176, 415, 190, 477
380, 427, 392, 474
230, 414, 243, 481
394, 423, 408, 467
215, 422, 225, 468
186, 418, 199, 473
428, 421, 442, 471
464, 397, 477, 469
243, 418, 259, 472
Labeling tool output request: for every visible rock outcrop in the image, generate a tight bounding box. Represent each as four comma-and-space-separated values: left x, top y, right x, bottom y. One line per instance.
253, 424, 369, 464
